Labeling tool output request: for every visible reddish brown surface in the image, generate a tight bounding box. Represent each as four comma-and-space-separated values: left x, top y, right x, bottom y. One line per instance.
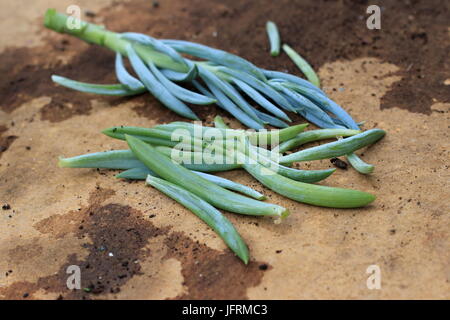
0, 0, 448, 300
1, 0, 448, 120
1, 186, 267, 300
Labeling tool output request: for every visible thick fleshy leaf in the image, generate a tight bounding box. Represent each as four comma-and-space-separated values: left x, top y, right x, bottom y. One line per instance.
146, 175, 249, 263
266, 21, 280, 56
115, 53, 144, 91
122, 32, 186, 65
52, 75, 145, 96
271, 82, 342, 129
162, 39, 266, 81
262, 69, 325, 95
126, 44, 199, 120
282, 44, 320, 87
232, 78, 291, 122
218, 67, 296, 113
147, 60, 216, 105
193, 80, 264, 130
283, 82, 359, 130
251, 108, 289, 128
119, 166, 265, 200
346, 153, 375, 174
160, 63, 199, 82
198, 66, 263, 124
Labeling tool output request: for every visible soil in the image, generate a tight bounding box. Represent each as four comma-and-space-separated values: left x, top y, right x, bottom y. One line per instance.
0, 0, 448, 300
1, 0, 448, 119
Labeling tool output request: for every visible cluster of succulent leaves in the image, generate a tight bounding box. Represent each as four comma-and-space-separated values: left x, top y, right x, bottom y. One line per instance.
59, 119, 385, 263
46, 10, 386, 263
46, 9, 359, 131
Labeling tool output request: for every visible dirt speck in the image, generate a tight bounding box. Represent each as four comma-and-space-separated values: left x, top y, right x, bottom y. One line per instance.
2, 203, 11, 210
330, 157, 348, 170
0, 125, 17, 158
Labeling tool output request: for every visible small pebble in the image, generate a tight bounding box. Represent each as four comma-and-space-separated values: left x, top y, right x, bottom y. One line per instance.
330, 158, 348, 170
259, 264, 268, 271
85, 10, 96, 17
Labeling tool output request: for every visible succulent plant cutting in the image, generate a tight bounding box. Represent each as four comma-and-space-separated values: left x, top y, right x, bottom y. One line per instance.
266, 21, 281, 56
47, 10, 387, 263
45, 9, 358, 130
59, 121, 385, 263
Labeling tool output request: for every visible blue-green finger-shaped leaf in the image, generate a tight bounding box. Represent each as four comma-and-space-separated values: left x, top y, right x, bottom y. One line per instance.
115, 53, 144, 91
283, 82, 359, 130
278, 128, 361, 153
218, 67, 296, 113
280, 129, 386, 164
275, 166, 335, 183
149, 146, 241, 172
122, 32, 186, 66
346, 153, 375, 174
126, 44, 199, 120
242, 141, 335, 183
266, 21, 280, 57
162, 39, 266, 81
256, 154, 336, 182
146, 60, 216, 105
282, 44, 320, 87
102, 126, 210, 150
272, 83, 341, 129
126, 134, 289, 218
232, 78, 291, 122
192, 80, 263, 130
58, 150, 145, 169
184, 162, 241, 172
146, 175, 249, 263
193, 171, 266, 200
243, 161, 376, 208
286, 96, 342, 128
51, 75, 145, 96
160, 63, 199, 82
118, 166, 265, 200
198, 67, 263, 125
116, 167, 157, 179
193, 80, 264, 130
153, 123, 243, 144
327, 98, 359, 130
251, 109, 289, 128
262, 69, 325, 95
59, 149, 241, 173
250, 147, 335, 182
213, 115, 230, 129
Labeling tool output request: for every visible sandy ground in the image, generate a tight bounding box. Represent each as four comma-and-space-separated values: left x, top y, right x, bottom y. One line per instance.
0, 0, 448, 299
